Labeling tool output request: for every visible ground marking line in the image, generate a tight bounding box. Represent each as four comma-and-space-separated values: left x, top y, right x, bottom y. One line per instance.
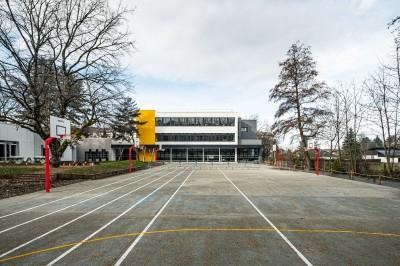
2, 227, 400, 263
114, 170, 194, 266
218, 168, 313, 266
0, 168, 179, 259
46, 169, 189, 266
0, 167, 164, 220
0, 168, 166, 235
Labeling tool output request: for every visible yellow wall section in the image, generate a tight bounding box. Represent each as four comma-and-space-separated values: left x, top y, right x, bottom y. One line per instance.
137, 147, 157, 162
136, 110, 156, 162
137, 110, 155, 145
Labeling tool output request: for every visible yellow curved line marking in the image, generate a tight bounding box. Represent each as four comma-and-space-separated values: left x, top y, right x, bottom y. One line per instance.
1, 227, 399, 263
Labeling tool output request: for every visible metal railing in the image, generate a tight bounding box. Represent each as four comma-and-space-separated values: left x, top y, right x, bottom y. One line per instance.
271, 161, 400, 184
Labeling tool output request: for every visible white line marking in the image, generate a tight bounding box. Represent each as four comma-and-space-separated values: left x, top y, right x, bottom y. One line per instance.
218, 168, 313, 266
0, 168, 166, 234
114, 170, 194, 266
0, 167, 163, 219
46, 169, 189, 266
0, 169, 179, 259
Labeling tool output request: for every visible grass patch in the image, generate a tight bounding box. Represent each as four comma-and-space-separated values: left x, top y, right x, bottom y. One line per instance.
62, 160, 146, 175
0, 165, 43, 176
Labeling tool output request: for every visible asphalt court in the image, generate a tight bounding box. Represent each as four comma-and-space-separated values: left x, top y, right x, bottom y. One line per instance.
0, 164, 399, 265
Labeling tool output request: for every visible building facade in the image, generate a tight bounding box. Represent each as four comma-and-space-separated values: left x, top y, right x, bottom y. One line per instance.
137, 111, 262, 163
0, 122, 74, 162
0, 111, 263, 163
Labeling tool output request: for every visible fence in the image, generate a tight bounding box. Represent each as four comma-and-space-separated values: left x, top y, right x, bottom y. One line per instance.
274, 160, 400, 184
0, 162, 163, 199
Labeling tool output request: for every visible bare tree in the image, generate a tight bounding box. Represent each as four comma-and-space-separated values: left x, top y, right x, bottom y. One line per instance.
269, 42, 330, 170
322, 87, 345, 164
365, 66, 399, 176
362, 18, 400, 176
256, 121, 276, 161
0, 0, 133, 165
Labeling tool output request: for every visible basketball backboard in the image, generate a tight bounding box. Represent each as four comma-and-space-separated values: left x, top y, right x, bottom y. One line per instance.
307, 139, 315, 150
50, 116, 71, 139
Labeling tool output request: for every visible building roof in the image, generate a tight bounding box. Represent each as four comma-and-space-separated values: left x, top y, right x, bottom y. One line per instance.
367, 148, 400, 157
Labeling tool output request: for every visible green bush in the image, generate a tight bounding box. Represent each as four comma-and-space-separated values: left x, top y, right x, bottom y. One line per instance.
332, 159, 343, 173
383, 163, 389, 176
294, 158, 303, 169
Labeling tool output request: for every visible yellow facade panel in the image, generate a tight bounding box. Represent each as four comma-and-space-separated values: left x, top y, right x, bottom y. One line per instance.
137, 110, 155, 145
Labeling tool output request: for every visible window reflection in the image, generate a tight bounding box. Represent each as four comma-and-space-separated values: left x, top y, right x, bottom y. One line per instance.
156, 133, 235, 142
155, 117, 235, 127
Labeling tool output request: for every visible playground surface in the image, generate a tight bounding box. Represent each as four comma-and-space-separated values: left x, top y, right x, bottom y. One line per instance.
0, 164, 399, 265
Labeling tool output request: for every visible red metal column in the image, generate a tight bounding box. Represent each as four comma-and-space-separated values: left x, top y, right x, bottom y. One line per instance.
44, 137, 55, 192
128, 145, 134, 173
315, 148, 320, 176
275, 149, 280, 167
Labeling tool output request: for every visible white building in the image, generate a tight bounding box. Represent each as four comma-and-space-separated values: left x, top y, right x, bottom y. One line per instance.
0, 122, 74, 162
0, 110, 263, 163
155, 112, 262, 162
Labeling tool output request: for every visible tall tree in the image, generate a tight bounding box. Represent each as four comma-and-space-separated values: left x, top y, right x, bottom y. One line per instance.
111, 97, 144, 161
342, 128, 361, 168
256, 121, 276, 161
111, 97, 143, 142
0, 0, 133, 165
269, 42, 330, 170
365, 21, 400, 176
373, 136, 384, 148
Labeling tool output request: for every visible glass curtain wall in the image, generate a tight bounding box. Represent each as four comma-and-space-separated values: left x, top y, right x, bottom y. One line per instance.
221, 149, 235, 162
157, 148, 171, 161
156, 117, 235, 127
204, 148, 219, 162
156, 133, 234, 142
172, 149, 187, 161
238, 148, 260, 162
188, 149, 203, 162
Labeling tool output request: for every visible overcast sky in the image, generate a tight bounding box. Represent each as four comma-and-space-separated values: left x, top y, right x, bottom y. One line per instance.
121, 0, 399, 132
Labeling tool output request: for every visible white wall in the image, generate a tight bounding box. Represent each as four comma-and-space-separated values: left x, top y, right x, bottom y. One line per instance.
362, 154, 399, 163
0, 123, 36, 159
0, 122, 73, 161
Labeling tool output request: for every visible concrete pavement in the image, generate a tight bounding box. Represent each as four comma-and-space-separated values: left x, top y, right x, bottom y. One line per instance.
0, 164, 399, 265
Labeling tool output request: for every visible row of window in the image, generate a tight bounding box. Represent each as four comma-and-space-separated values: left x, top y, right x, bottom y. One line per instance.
157, 148, 260, 162
156, 133, 235, 142
0, 142, 18, 161
156, 117, 235, 127
85, 149, 109, 162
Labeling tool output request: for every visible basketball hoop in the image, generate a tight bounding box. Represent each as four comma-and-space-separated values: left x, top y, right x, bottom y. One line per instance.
45, 116, 72, 193
50, 116, 71, 140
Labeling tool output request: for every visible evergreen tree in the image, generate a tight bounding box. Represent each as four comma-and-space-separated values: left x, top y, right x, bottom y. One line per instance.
342, 128, 361, 170
373, 136, 384, 148
269, 42, 330, 170
111, 98, 144, 143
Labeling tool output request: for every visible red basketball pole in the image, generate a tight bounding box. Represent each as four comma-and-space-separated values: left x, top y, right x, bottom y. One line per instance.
315, 148, 320, 176
275, 149, 280, 167
44, 137, 55, 192
128, 145, 134, 173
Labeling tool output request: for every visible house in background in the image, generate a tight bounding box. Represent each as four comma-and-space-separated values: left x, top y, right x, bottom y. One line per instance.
363, 147, 400, 163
